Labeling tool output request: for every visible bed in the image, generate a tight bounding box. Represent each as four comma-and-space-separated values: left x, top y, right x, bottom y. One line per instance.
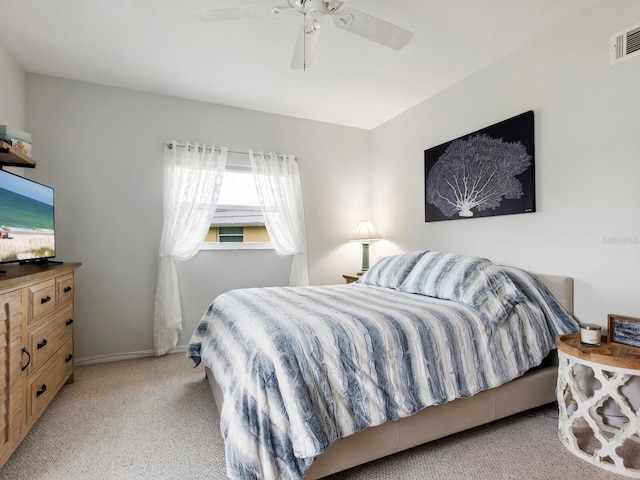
187, 251, 578, 480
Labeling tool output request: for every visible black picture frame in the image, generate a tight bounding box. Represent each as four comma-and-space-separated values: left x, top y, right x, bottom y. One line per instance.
424, 111, 535, 222
608, 314, 640, 349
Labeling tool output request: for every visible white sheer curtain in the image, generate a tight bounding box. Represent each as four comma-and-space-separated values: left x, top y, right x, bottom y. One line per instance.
249, 150, 309, 287
153, 142, 227, 356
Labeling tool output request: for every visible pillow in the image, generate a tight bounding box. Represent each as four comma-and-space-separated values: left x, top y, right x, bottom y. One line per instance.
399, 251, 524, 324
358, 251, 428, 289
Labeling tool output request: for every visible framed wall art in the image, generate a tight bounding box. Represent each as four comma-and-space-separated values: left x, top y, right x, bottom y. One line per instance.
608, 314, 640, 349
424, 110, 535, 222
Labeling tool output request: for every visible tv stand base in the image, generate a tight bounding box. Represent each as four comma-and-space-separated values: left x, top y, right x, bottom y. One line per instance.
18, 259, 63, 266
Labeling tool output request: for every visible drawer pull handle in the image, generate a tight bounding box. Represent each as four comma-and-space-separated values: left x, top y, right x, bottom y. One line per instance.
36, 384, 47, 397
65, 354, 73, 363
64, 286, 72, 293
65, 318, 74, 326
41, 295, 51, 304
37, 339, 48, 350
21, 347, 31, 371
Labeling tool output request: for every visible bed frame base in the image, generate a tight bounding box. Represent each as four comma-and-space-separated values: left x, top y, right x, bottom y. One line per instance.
305, 366, 557, 478
203, 272, 571, 478
205, 365, 557, 479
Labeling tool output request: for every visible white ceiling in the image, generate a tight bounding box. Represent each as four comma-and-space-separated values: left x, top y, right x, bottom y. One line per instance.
0, 0, 603, 129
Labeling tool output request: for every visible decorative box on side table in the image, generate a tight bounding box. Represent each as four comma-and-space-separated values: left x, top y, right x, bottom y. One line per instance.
556, 333, 640, 478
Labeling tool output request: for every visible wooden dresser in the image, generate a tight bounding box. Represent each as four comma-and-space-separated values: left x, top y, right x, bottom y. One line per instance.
0, 262, 80, 468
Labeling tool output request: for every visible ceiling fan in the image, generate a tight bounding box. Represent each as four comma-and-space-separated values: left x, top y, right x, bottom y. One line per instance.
195, 0, 414, 70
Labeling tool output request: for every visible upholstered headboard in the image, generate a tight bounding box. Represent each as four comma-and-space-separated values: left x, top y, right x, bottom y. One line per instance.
535, 273, 574, 316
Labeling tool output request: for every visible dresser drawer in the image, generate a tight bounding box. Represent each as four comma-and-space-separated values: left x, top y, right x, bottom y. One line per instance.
56, 273, 74, 307
28, 280, 56, 324
27, 338, 74, 423
27, 304, 74, 372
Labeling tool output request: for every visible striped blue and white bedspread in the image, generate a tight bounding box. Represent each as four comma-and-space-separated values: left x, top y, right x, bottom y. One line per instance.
187, 272, 577, 480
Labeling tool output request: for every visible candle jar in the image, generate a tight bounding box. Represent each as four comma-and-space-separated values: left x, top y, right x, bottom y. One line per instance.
580, 324, 602, 347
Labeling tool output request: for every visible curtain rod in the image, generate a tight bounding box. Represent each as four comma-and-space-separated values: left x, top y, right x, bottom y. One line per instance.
164, 142, 248, 156
163, 142, 297, 163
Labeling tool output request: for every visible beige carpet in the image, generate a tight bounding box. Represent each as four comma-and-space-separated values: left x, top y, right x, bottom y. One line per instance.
0, 353, 622, 479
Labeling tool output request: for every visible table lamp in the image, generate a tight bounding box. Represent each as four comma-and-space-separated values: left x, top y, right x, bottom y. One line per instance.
352, 220, 382, 275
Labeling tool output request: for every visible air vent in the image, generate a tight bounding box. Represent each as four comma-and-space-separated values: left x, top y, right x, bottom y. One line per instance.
611, 21, 640, 65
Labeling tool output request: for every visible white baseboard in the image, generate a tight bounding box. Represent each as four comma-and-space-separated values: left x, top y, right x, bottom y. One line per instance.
75, 344, 188, 366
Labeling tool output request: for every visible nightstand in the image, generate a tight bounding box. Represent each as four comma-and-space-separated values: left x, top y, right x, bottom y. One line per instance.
342, 274, 360, 284
556, 333, 640, 477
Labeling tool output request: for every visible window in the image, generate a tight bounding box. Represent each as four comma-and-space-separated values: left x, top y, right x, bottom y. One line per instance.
201, 162, 271, 249
218, 169, 259, 206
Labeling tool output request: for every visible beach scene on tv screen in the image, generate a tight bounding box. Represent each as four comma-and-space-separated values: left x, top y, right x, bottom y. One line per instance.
0, 174, 55, 263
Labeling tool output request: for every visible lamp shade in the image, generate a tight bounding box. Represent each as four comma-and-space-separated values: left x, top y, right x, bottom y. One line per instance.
353, 220, 382, 242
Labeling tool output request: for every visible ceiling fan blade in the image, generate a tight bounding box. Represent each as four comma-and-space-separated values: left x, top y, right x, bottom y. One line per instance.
194, 5, 277, 22
332, 8, 413, 50
291, 23, 321, 70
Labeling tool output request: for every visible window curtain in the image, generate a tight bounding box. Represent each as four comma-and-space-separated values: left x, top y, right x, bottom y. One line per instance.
249, 150, 309, 287
153, 142, 227, 356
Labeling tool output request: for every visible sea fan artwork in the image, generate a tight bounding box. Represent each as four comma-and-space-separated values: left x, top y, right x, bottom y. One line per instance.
424, 111, 535, 222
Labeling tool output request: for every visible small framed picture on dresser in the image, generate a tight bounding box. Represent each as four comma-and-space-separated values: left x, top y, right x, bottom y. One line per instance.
608, 314, 640, 348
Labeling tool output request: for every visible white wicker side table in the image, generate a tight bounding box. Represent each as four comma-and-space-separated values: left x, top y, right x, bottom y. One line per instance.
556, 333, 640, 477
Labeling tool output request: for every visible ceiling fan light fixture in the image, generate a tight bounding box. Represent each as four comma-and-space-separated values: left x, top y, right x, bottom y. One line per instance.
304, 19, 321, 34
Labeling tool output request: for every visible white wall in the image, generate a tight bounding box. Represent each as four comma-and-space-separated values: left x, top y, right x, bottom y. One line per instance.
25, 75, 370, 361
0, 40, 25, 160
370, 1, 640, 329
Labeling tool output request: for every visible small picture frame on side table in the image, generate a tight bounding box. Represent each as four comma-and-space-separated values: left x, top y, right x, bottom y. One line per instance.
608, 314, 640, 348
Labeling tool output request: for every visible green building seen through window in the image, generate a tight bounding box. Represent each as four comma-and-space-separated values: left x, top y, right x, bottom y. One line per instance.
218, 226, 244, 243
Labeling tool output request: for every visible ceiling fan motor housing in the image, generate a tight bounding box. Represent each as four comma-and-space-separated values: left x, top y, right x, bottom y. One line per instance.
303, 0, 329, 19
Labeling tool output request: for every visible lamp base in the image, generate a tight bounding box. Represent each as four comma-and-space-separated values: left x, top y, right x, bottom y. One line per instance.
359, 242, 370, 275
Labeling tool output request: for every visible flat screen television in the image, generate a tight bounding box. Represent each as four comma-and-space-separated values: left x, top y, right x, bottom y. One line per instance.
0, 169, 55, 265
